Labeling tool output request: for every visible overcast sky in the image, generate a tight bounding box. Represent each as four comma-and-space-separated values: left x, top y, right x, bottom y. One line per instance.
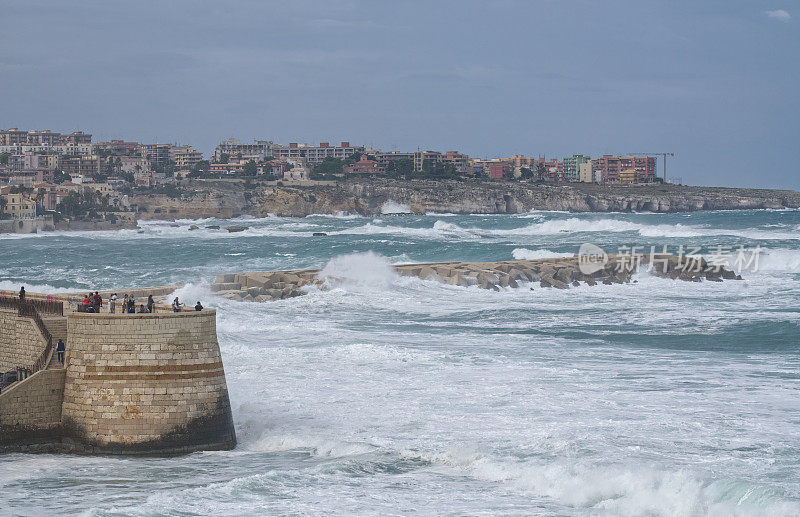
1, 1, 797, 188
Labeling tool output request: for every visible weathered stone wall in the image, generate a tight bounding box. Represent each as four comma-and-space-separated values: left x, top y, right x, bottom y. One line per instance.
0, 307, 47, 371
0, 369, 65, 428
61, 310, 236, 454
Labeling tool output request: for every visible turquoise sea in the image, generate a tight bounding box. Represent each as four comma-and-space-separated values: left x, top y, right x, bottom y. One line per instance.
1, 208, 799, 516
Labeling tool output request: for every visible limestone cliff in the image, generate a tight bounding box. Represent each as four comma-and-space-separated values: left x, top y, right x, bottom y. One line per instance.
126, 178, 800, 219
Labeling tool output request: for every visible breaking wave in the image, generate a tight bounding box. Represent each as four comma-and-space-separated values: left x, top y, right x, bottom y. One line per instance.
317, 251, 399, 289
381, 200, 411, 214
512, 248, 574, 260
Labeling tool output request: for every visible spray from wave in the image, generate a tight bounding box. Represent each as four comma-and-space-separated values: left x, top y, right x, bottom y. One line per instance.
381, 200, 412, 215
317, 251, 399, 290
511, 248, 574, 260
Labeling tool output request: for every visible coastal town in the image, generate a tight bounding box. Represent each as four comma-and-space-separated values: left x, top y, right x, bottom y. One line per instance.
0, 127, 666, 231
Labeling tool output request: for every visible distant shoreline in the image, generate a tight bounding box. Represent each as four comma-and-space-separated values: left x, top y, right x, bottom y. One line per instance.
3, 179, 798, 235
127, 178, 800, 220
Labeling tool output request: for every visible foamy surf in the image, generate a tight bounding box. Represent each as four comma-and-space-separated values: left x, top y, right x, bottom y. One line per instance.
3, 209, 800, 516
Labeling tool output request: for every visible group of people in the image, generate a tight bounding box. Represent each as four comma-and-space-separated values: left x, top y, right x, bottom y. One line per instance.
17, 286, 204, 369
105, 293, 157, 314
19, 285, 203, 314
78, 292, 204, 314
173, 297, 204, 312
79, 292, 105, 313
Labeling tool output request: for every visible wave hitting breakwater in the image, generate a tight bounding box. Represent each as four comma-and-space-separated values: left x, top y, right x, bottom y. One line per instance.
211, 253, 743, 302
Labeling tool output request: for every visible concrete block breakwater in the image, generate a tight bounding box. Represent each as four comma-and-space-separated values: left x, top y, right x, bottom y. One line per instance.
212, 254, 742, 302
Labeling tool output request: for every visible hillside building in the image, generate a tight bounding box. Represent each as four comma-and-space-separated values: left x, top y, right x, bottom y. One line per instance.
273, 142, 364, 164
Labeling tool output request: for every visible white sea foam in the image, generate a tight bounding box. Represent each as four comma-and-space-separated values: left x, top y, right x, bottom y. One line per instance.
511, 248, 574, 260
757, 248, 800, 273
0, 280, 82, 295
317, 251, 399, 289
381, 200, 412, 214
436, 452, 800, 516
3, 211, 800, 516
305, 211, 363, 219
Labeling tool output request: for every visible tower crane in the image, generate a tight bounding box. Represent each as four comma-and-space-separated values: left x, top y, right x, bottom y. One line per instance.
629, 153, 674, 182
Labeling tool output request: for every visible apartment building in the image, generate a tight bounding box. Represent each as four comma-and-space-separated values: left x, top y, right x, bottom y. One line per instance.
169, 145, 203, 169
119, 156, 151, 174
0, 129, 91, 146
7, 170, 55, 187
1, 190, 37, 218
273, 142, 365, 164
442, 151, 471, 175
562, 155, 591, 182
412, 150, 443, 172
94, 140, 141, 156
469, 158, 511, 178
0, 129, 93, 155
8, 152, 59, 171
593, 155, 656, 183
214, 139, 274, 161
374, 151, 414, 166
60, 155, 101, 178
140, 144, 172, 167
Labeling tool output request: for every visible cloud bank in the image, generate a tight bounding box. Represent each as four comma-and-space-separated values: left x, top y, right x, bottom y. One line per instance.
766, 9, 791, 22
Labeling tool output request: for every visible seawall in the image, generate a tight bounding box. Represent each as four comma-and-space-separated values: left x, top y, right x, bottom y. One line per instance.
61, 310, 236, 454
0, 298, 236, 455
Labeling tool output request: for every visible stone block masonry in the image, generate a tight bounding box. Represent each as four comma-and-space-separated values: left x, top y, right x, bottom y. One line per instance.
0, 307, 46, 371
0, 305, 236, 455
0, 369, 66, 452
61, 310, 236, 454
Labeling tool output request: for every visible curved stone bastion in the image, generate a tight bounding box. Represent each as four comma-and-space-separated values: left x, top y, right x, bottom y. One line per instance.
1, 303, 236, 455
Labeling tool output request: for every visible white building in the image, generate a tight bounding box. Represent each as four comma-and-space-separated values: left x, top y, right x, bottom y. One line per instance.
282, 160, 310, 181
273, 142, 364, 164
213, 139, 274, 162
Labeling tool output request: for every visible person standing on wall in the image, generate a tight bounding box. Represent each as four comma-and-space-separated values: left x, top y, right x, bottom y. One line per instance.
109, 293, 117, 313
147, 295, 155, 314
19, 286, 25, 301
56, 338, 66, 365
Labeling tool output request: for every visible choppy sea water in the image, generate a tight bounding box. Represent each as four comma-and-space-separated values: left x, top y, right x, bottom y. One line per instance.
1, 208, 800, 516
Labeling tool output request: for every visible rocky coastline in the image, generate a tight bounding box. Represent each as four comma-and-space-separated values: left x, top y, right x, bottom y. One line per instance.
127, 178, 800, 219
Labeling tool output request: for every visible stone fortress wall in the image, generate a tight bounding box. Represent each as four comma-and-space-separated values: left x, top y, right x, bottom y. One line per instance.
0, 307, 45, 371
0, 298, 236, 455
0, 369, 66, 447
61, 311, 235, 454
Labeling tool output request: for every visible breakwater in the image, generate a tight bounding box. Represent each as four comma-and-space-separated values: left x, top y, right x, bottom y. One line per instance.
212, 254, 742, 302
0, 295, 236, 455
